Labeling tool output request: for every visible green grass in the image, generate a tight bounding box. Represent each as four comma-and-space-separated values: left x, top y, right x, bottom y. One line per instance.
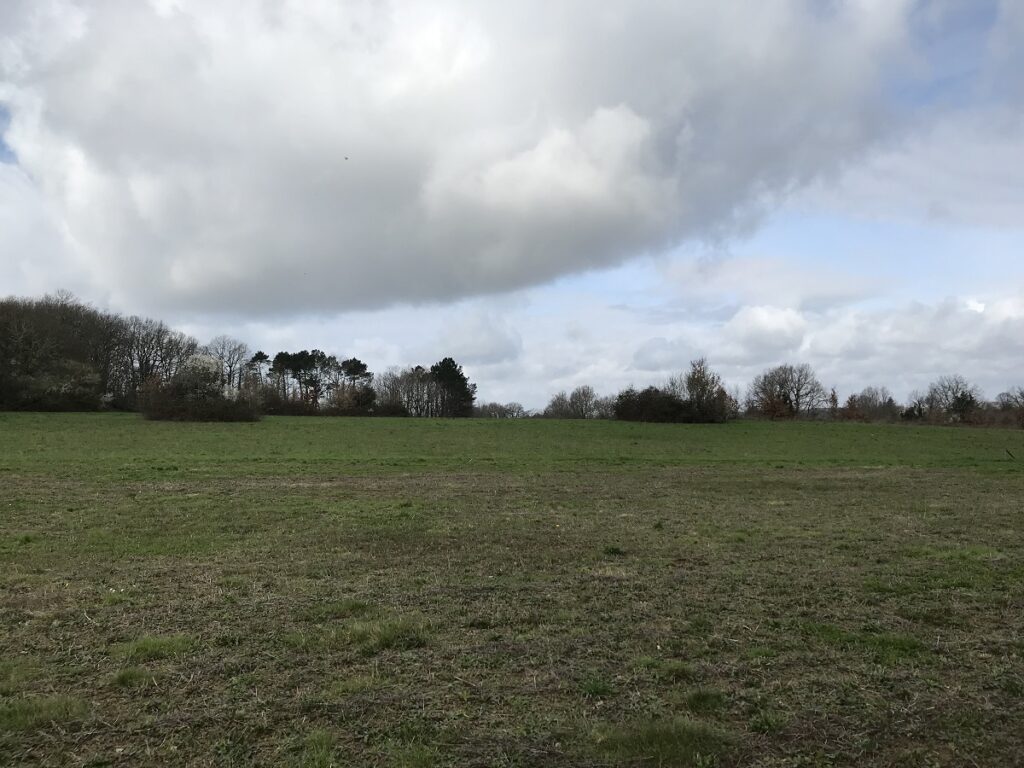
1, 413, 1023, 765
639, 658, 698, 683
0, 661, 34, 696
0, 696, 88, 732
580, 674, 615, 698
297, 729, 335, 768
685, 688, 727, 714
299, 598, 374, 623
598, 717, 733, 766
328, 672, 387, 697
801, 622, 930, 664
283, 616, 427, 655
748, 708, 789, 735
111, 666, 158, 688
115, 634, 194, 662
348, 617, 429, 655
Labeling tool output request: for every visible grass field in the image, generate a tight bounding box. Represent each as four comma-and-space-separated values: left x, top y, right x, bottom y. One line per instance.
1, 413, 1023, 767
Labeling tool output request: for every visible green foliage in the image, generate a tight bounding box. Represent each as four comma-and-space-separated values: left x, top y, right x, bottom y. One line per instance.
615, 386, 692, 423
428, 357, 476, 417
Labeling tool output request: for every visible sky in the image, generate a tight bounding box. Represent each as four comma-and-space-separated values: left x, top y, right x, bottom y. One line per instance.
1, 0, 1023, 410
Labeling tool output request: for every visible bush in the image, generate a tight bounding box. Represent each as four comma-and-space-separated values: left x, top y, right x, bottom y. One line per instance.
614, 386, 692, 423
372, 401, 410, 417
138, 356, 260, 422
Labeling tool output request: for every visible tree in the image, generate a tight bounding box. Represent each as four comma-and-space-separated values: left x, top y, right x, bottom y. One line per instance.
926, 375, 983, 423
340, 358, 371, 386
203, 335, 250, 390
996, 387, 1024, 428
568, 385, 599, 419
847, 386, 899, 421
430, 357, 476, 417
372, 360, 476, 418
543, 391, 573, 419
676, 358, 733, 423
902, 390, 928, 421
746, 363, 827, 419
138, 354, 260, 421
246, 351, 270, 384
475, 401, 526, 419
593, 395, 617, 420
614, 386, 689, 423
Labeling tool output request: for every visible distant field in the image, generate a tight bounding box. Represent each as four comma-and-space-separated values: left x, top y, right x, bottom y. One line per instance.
1, 414, 1022, 767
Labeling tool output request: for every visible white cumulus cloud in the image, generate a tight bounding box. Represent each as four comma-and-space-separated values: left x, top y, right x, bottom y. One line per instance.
1, 0, 924, 315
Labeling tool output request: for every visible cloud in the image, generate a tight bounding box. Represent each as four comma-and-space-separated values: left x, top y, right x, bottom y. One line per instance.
801, 108, 1024, 228
1, 0, 933, 315
661, 253, 877, 311
435, 310, 522, 365
626, 295, 1024, 404
722, 305, 808, 360
0, 162, 86, 296
632, 337, 698, 373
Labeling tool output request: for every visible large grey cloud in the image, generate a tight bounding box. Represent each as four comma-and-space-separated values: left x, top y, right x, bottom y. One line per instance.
0, 0, 949, 314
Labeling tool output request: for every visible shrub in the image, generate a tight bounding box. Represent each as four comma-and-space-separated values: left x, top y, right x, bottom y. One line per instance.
139, 355, 260, 422
614, 386, 691, 423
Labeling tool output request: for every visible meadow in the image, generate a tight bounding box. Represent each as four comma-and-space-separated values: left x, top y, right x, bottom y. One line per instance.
1, 413, 1022, 767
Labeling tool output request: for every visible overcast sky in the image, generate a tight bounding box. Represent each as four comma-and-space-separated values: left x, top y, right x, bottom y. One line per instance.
2, 0, 1023, 409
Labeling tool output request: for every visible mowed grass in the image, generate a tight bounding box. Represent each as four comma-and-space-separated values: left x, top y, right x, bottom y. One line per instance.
1, 413, 1023, 766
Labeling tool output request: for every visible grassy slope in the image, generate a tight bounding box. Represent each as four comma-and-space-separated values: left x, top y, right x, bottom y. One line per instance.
1, 413, 1022, 766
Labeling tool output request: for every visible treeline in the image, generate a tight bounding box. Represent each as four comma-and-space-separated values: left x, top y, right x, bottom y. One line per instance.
4, 292, 1024, 427
533, 359, 738, 423
530, 361, 1024, 428
0, 293, 476, 419
1, 292, 200, 411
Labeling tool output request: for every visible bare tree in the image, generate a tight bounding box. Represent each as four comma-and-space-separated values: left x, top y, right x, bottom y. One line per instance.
475, 401, 526, 419
543, 391, 573, 419
996, 387, 1024, 428
997, 387, 1024, 411
926, 374, 982, 423
594, 395, 616, 420
203, 335, 250, 390
118, 317, 198, 403
568, 385, 599, 419
847, 385, 899, 421
746, 363, 827, 419
370, 361, 474, 417
903, 389, 928, 421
